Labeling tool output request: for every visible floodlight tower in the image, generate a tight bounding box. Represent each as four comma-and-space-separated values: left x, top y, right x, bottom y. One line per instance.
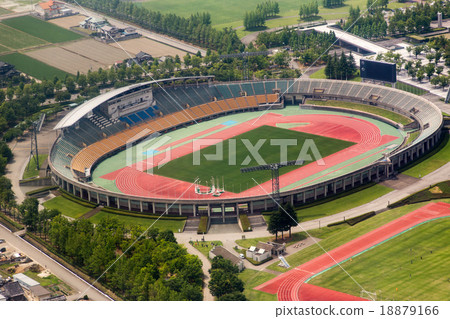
29, 113, 46, 171
240, 160, 304, 203
220, 51, 270, 80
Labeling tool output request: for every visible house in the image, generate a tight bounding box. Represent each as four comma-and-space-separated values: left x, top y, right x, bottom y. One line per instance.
246, 241, 286, 263
0, 61, 20, 79
34, 1, 73, 19
29, 285, 52, 301
44, 294, 67, 301
209, 246, 244, 272
135, 51, 153, 64
80, 17, 108, 31
2, 281, 26, 301
13, 273, 40, 290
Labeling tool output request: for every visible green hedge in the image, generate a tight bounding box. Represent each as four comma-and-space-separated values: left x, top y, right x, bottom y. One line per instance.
19, 177, 51, 184
327, 211, 376, 227
262, 182, 378, 216
0, 212, 24, 231
100, 207, 187, 220
25, 185, 58, 196
388, 181, 450, 208
197, 216, 208, 234
239, 214, 252, 232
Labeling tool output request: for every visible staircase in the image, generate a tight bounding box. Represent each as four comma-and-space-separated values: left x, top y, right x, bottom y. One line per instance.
248, 215, 266, 228
184, 217, 200, 232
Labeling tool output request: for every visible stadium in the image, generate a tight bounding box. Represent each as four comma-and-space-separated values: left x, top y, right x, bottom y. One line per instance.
49, 77, 444, 223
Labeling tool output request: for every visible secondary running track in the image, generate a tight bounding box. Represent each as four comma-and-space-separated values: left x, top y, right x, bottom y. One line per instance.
255, 202, 450, 301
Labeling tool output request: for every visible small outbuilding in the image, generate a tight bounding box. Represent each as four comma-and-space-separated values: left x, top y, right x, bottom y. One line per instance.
209, 246, 244, 272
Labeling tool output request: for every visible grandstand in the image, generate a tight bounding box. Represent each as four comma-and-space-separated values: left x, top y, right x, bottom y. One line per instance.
49, 77, 443, 218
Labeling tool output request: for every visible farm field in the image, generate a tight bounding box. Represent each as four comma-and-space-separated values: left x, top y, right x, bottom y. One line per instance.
62, 39, 129, 65
308, 217, 450, 300
2, 15, 83, 43
25, 46, 105, 75
111, 37, 187, 58
0, 7, 11, 15
0, 53, 70, 80
49, 14, 87, 29
152, 125, 355, 192
0, 23, 46, 50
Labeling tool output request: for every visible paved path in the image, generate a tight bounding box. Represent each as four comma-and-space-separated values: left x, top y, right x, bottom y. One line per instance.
0, 224, 112, 301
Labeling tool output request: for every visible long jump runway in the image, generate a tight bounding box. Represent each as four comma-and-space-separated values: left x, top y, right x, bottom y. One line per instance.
100, 112, 400, 200
255, 202, 450, 301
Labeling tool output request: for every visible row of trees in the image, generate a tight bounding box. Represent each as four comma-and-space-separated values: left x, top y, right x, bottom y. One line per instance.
366, 0, 388, 13
67, 0, 241, 53
299, 1, 319, 20
47, 216, 204, 300
323, 0, 344, 8
324, 52, 357, 80
244, 1, 280, 30
208, 256, 246, 300
343, 7, 387, 39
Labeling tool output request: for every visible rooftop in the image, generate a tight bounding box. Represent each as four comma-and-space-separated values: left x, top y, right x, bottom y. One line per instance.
210, 246, 241, 266
13, 273, 40, 288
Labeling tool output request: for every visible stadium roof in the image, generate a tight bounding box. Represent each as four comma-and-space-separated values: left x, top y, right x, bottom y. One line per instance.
54, 76, 214, 130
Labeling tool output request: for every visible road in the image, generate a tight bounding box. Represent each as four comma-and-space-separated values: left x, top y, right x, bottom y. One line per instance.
61, 1, 207, 56
0, 224, 112, 301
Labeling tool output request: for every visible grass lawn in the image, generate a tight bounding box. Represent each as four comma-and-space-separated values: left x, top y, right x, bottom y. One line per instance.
0, 7, 11, 15
192, 240, 223, 258
43, 196, 92, 219
308, 99, 413, 125
22, 154, 48, 180
402, 132, 450, 178
2, 16, 83, 43
406, 130, 420, 145
308, 218, 450, 300
89, 211, 186, 233
394, 82, 428, 96
153, 125, 354, 192
239, 269, 277, 301
0, 23, 46, 49
309, 68, 361, 82
0, 44, 11, 53
0, 53, 70, 80
293, 184, 393, 222
267, 200, 450, 273
236, 231, 308, 249
24, 270, 61, 287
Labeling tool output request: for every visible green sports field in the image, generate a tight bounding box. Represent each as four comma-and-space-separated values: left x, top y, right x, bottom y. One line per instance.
152, 125, 355, 191
308, 217, 450, 300
0, 53, 70, 80
2, 15, 83, 43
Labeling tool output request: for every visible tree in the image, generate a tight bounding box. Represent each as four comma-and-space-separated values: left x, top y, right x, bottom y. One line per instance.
267, 210, 282, 240
19, 197, 39, 231
218, 291, 247, 301
424, 63, 435, 80
210, 256, 238, 274
438, 75, 449, 90
208, 269, 244, 298
416, 68, 425, 82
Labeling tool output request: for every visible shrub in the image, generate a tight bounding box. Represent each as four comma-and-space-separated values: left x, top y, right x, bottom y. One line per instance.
239, 214, 252, 232
197, 216, 208, 234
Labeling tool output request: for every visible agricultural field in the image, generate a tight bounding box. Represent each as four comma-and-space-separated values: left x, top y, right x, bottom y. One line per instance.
0, 7, 11, 15
0, 23, 46, 50
153, 125, 355, 191
62, 39, 129, 66
25, 46, 105, 75
0, 53, 70, 80
111, 37, 187, 58
2, 15, 83, 43
308, 217, 450, 300
49, 14, 87, 29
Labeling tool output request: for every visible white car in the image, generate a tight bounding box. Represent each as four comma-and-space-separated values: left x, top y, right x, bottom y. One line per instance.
239, 253, 245, 259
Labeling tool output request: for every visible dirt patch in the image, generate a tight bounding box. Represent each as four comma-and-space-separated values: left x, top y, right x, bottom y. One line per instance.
429, 186, 443, 194
110, 37, 187, 57
49, 14, 87, 29
62, 39, 129, 65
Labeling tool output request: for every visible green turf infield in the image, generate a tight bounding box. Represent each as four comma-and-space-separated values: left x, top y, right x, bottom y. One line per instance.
239, 269, 278, 301
152, 125, 355, 192
0, 53, 70, 80
2, 15, 83, 43
308, 217, 450, 300
0, 23, 46, 49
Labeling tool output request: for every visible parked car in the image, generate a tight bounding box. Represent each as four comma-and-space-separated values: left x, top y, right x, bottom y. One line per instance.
0, 239, 5, 244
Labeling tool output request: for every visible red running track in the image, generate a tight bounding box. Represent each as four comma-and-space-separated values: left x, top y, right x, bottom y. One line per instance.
101, 113, 399, 200
255, 202, 450, 301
